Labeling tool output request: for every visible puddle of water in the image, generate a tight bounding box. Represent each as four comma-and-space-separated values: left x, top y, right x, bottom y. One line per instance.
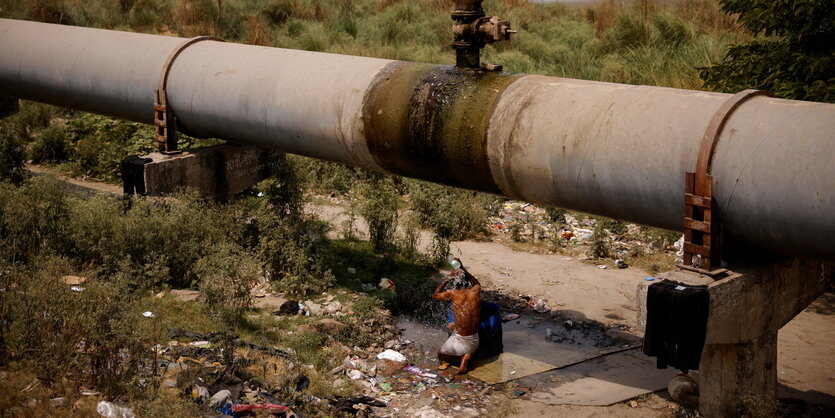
397, 312, 641, 382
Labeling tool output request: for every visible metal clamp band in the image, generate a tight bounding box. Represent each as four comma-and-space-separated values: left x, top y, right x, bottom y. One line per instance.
694, 89, 772, 194
154, 36, 223, 153
681, 89, 771, 274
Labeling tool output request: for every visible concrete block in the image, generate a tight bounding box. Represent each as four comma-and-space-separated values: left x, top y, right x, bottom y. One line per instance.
635, 259, 833, 343
122, 144, 283, 200
0, 95, 19, 119
635, 258, 833, 417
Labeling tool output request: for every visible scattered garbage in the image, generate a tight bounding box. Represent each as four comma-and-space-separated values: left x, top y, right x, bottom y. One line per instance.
331, 396, 386, 416
379, 278, 395, 290
615, 259, 629, 269
347, 267, 357, 274
231, 403, 295, 415
294, 374, 310, 392
70, 286, 84, 292
379, 382, 393, 392
645, 276, 656, 281
361, 283, 377, 292
276, 299, 300, 315
597, 264, 608, 269
404, 364, 438, 378
501, 313, 520, 322
142, 311, 154, 318
376, 349, 407, 363
529, 298, 551, 313
208, 389, 232, 408
96, 401, 135, 418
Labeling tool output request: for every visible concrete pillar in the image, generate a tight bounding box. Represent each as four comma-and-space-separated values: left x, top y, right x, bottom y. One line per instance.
636, 258, 833, 417
700, 331, 777, 417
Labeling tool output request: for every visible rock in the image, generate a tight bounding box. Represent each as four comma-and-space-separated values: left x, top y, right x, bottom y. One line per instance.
668, 374, 699, 408
170, 289, 201, 302
325, 301, 343, 314
375, 358, 405, 377
629, 400, 638, 408
384, 339, 397, 349
462, 407, 480, 417
305, 301, 323, 315
412, 406, 446, 418
319, 318, 346, 332
347, 267, 356, 274
61, 275, 86, 285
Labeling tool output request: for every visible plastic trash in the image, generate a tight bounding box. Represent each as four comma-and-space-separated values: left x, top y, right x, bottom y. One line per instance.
501, 313, 520, 322
70, 286, 84, 292
645, 276, 656, 281
208, 389, 232, 407
376, 349, 407, 363
231, 403, 293, 414
545, 328, 552, 338
378, 278, 395, 290
347, 369, 364, 380
276, 300, 300, 315
96, 401, 135, 418
615, 259, 628, 269
597, 265, 608, 269
142, 311, 154, 318
379, 382, 392, 392
531, 299, 551, 313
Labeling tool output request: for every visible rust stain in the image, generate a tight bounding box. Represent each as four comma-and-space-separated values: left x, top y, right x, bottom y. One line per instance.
362, 63, 521, 193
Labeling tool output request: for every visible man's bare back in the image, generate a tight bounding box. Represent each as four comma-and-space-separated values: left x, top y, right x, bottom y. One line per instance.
432, 262, 481, 374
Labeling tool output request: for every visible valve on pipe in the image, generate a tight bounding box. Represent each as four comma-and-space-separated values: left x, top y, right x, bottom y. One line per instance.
451, 0, 516, 70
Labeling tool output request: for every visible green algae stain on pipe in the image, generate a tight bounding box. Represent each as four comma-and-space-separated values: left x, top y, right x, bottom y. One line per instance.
362, 62, 521, 194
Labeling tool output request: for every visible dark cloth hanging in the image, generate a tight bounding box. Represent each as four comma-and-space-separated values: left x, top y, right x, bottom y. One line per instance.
642, 279, 710, 372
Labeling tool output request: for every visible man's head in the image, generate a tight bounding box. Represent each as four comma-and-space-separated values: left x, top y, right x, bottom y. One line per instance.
446, 268, 471, 290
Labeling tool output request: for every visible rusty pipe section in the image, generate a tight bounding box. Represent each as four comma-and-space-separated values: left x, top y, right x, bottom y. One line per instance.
1, 19, 834, 260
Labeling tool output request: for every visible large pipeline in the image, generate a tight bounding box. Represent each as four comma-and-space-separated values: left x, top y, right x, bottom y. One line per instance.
1, 19, 833, 261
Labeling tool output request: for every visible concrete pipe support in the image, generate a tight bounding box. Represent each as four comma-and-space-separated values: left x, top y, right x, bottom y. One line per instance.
1, 18, 833, 260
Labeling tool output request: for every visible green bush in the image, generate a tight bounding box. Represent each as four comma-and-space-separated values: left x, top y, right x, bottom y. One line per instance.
701, 0, 835, 102
30, 125, 70, 163
357, 176, 399, 252
195, 242, 259, 326
0, 125, 26, 185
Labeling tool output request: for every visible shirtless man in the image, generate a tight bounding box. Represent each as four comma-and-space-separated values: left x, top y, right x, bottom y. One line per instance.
432, 259, 481, 375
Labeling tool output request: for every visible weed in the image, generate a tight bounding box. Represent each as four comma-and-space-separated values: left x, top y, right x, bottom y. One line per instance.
357, 176, 399, 252
590, 223, 611, 259
195, 242, 260, 327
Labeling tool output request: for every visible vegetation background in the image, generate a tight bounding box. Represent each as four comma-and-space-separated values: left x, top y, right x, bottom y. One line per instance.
0, 0, 831, 415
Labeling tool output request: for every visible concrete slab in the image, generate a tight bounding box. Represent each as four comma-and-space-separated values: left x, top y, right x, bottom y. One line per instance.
469, 319, 641, 384
525, 349, 673, 406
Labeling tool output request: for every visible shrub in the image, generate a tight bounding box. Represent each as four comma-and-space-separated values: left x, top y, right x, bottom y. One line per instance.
195, 243, 259, 326
0, 256, 155, 398
357, 176, 399, 252
590, 223, 610, 259
29, 125, 70, 163
701, 0, 835, 102
0, 126, 26, 185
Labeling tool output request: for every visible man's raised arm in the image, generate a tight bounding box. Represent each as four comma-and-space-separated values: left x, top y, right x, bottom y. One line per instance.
432, 277, 451, 301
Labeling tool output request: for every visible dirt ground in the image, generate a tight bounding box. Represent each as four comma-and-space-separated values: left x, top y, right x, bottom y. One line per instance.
311, 202, 835, 416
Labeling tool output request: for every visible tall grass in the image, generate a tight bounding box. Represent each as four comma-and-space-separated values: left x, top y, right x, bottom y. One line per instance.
0, 0, 744, 89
